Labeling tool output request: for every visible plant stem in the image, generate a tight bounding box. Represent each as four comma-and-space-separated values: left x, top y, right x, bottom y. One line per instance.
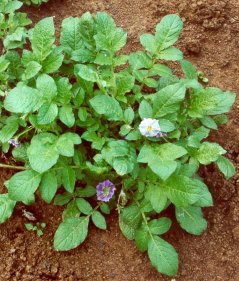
0, 163, 26, 170
131, 192, 154, 239
0, 164, 81, 171
15, 126, 34, 139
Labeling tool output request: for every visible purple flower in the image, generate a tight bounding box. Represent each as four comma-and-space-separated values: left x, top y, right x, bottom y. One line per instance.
8, 139, 21, 147
156, 132, 167, 138
96, 180, 116, 202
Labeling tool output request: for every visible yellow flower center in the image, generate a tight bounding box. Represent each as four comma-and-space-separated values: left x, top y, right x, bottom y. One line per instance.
147, 126, 153, 132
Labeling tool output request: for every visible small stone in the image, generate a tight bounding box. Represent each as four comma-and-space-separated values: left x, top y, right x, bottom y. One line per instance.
232, 226, 239, 240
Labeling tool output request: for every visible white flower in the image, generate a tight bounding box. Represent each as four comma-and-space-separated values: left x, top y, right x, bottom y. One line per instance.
139, 118, 160, 137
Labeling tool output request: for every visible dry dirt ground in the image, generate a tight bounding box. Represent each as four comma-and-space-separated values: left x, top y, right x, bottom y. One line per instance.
0, 0, 239, 280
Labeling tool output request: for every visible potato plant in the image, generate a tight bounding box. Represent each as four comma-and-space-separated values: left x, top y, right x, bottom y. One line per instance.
0, 12, 236, 276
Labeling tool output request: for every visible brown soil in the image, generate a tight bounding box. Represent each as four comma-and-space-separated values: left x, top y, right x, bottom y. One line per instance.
1, 0, 239, 280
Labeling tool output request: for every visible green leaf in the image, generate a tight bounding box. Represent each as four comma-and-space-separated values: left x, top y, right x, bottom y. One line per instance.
149, 159, 177, 181
129, 51, 152, 70
196, 142, 226, 165
92, 211, 107, 230
27, 133, 59, 173
180, 60, 197, 79
217, 156, 235, 179
25, 223, 34, 231
4, 86, 43, 113
54, 193, 73, 206
140, 34, 157, 53
76, 198, 93, 215
155, 14, 183, 51
39, 170, 58, 203
176, 206, 207, 235
94, 12, 127, 52
100, 203, 110, 214
90, 95, 123, 121
54, 217, 89, 251
4, 27, 25, 49
42, 47, 64, 73
137, 144, 187, 180
59, 106, 75, 127
193, 180, 213, 207
135, 227, 150, 252
157, 47, 183, 61
139, 100, 153, 119
148, 64, 172, 77
0, 194, 16, 224
37, 103, 58, 124
125, 129, 142, 141
153, 83, 186, 117
165, 175, 201, 207
76, 186, 96, 197
119, 204, 142, 240
148, 218, 172, 235
188, 88, 236, 117
56, 134, 79, 157
60, 17, 82, 55
187, 126, 210, 148
71, 49, 95, 65
160, 119, 175, 132
0, 117, 19, 143
23, 61, 42, 80
78, 12, 95, 48
78, 107, 88, 121
95, 12, 116, 37
62, 200, 80, 220
31, 17, 55, 61
115, 72, 135, 97
113, 158, 130, 176
124, 107, 134, 124
8, 170, 41, 202
36, 74, 57, 101
148, 236, 178, 276
200, 116, 218, 129
145, 184, 168, 213
77, 64, 98, 82
4, 1, 23, 13
62, 167, 76, 193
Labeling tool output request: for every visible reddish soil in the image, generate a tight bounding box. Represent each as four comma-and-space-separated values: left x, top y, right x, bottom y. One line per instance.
0, 0, 239, 280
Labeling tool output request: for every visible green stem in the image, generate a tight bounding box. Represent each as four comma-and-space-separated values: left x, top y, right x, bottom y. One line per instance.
15, 126, 34, 139
0, 163, 26, 170
0, 164, 82, 171
132, 192, 154, 239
